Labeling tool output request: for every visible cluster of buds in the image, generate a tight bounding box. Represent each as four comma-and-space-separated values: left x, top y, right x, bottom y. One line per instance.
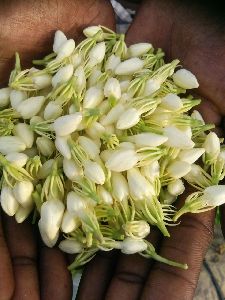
0, 25, 224, 274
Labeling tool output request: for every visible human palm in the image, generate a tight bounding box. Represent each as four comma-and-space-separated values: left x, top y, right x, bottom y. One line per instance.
0, 1, 115, 299
77, 1, 224, 299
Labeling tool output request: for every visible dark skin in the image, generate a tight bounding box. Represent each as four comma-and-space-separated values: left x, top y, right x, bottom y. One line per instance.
0, 0, 225, 299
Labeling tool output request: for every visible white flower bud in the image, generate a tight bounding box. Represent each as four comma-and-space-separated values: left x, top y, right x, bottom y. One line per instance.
53, 30, 67, 53
36, 137, 55, 157
100, 149, 114, 162
167, 179, 185, 196
123, 220, 150, 239
104, 78, 121, 100
167, 160, 191, 179
143, 79, 161, 96
83, 26, 103, 39
83, 87, 104, 109
130, 133, 168, 147
67, 191, 87, 216
57, 39, 75, 60
164, 126, 195, 149
105, 54, 121, 71
85, 122, 105, 140
127, 167, 155, 200
5, 152, 28, 168
10, 90, 27, 109
13, 123, 34, 148
83, 160, 105, 185
178, 148, 205, 164
141, 161, 160, 182
16, 96, 45, 119
13, 181, 34, 208
173, 69, 199, 89
1, 186, 19, 216
128, 43, 152, 57
119, 142, 135, 150
61, 211, 80, 233
32, 73, 52, 89
121, 237, 147, 254
111, 172, 129, 201
77, 136, 100, 160
53, 113, 82, 136
30, 116, 44, 125
0, 136, 26, 154
191, 110, 205, 124
100, 103, 125, 126
116, 108, 140, 130
0, 87, 10, 107
15, 204, 33, 223
38, 219, 59, 248
88, 68, 102, 87
55, 135, 71, 159
52, 64, 73, 88
115, 57, 144, 75
63, 158, 83, 181
203, 132, 220, 158
38, 159, 54, 179
44, 101, 63, 120
40, 199, 64, 240
106, 149, 138, 172
59, 239, 83, 254
23, 147, 38, 158
97, 186, 113, 205
71, 52, 83, 69
74, 66, 86, 94
202, 185, 225, 206
160, 93, 183, 111
88, 42, 106, 66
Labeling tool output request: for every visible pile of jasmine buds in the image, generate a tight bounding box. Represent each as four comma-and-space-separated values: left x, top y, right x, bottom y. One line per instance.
0, 25, 225, 274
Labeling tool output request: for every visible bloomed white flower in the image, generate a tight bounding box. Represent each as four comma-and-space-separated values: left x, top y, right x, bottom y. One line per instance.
115, 58, 144, 75
13, 181, 34, 208
0, 87, 10, 107
106, 149, 138, 172
128, 43, 152, 57
83, 87, 104, 109
121, 237, 147, 254
202, 185, 225, 206
16, 96, 45, 119
59, 239, 83, 254
13, 123, 34, 148
0, 186, 19, 216
173, 69, 199, 89
53, 113, 82, 136
0, 136, 26, 154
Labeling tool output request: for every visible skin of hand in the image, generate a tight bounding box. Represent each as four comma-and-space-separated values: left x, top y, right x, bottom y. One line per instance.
77, 1, 225, 299
0, 1, 115, 299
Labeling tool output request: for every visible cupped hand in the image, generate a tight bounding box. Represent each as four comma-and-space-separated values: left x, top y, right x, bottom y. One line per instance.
77, 1, 225, 299
0, 1, 115, 299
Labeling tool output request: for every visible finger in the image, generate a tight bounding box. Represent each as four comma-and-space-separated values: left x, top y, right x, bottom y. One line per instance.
77, 250, 119, 300
141, 209, 215, 300
0, 211, 14, 300
105, 228, 160, 300
3, 215, 39, 300
39, 246, 72, 300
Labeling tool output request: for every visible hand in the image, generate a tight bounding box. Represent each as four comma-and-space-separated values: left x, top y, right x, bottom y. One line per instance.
0, 1, 115, 299
77, 1, 225, 299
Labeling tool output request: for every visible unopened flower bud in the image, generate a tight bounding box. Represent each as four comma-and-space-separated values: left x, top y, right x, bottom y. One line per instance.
32, 73, 52, 89
130, 132, 168, 147
173, 69, 199, 89
203, 132, 220, 159
15, 204, 33, 223
106, 149, 138, 172
141, 161, 160, 182
97, 186, 113, 205
53, 30, 67, 53
167, 179, 185, 196
16, 96, 45, 119
13, 123, 34, 148
36, 137, 55, 157
52, 64, 73, 88
13, 181, 34, 208
202, 185, 225, 206
77, 136, 100, 160
115, 58, 144, 75
0, 136, 26, 154
84, 160, 105, 185
44, 101, 63, 120
83, 87, 104, 109
121, 237, 147, 254
111, 172, 129, 202
10, 90, 27, 109
100, 103, 125, 126
143, 79, 161, 96
53, 113, 82, 136
123, 220, 150, 239
167, 160, 191, 179
1, 186, 19, 216
105, 54, 121, 71
59, 239, 83, 254
178, 148, 205, 164
0, 87, 10, 107
116, 108, 140, 129
5, 152, 28, 168
63, 158, 83, 181
88, 42, 106, 66
61, 211, 80, 233
57, 39, 75, 60
161, 93, 183, 111
164, 126, 195, 149
128, 43, 152, 57
55, 135, 71, 159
